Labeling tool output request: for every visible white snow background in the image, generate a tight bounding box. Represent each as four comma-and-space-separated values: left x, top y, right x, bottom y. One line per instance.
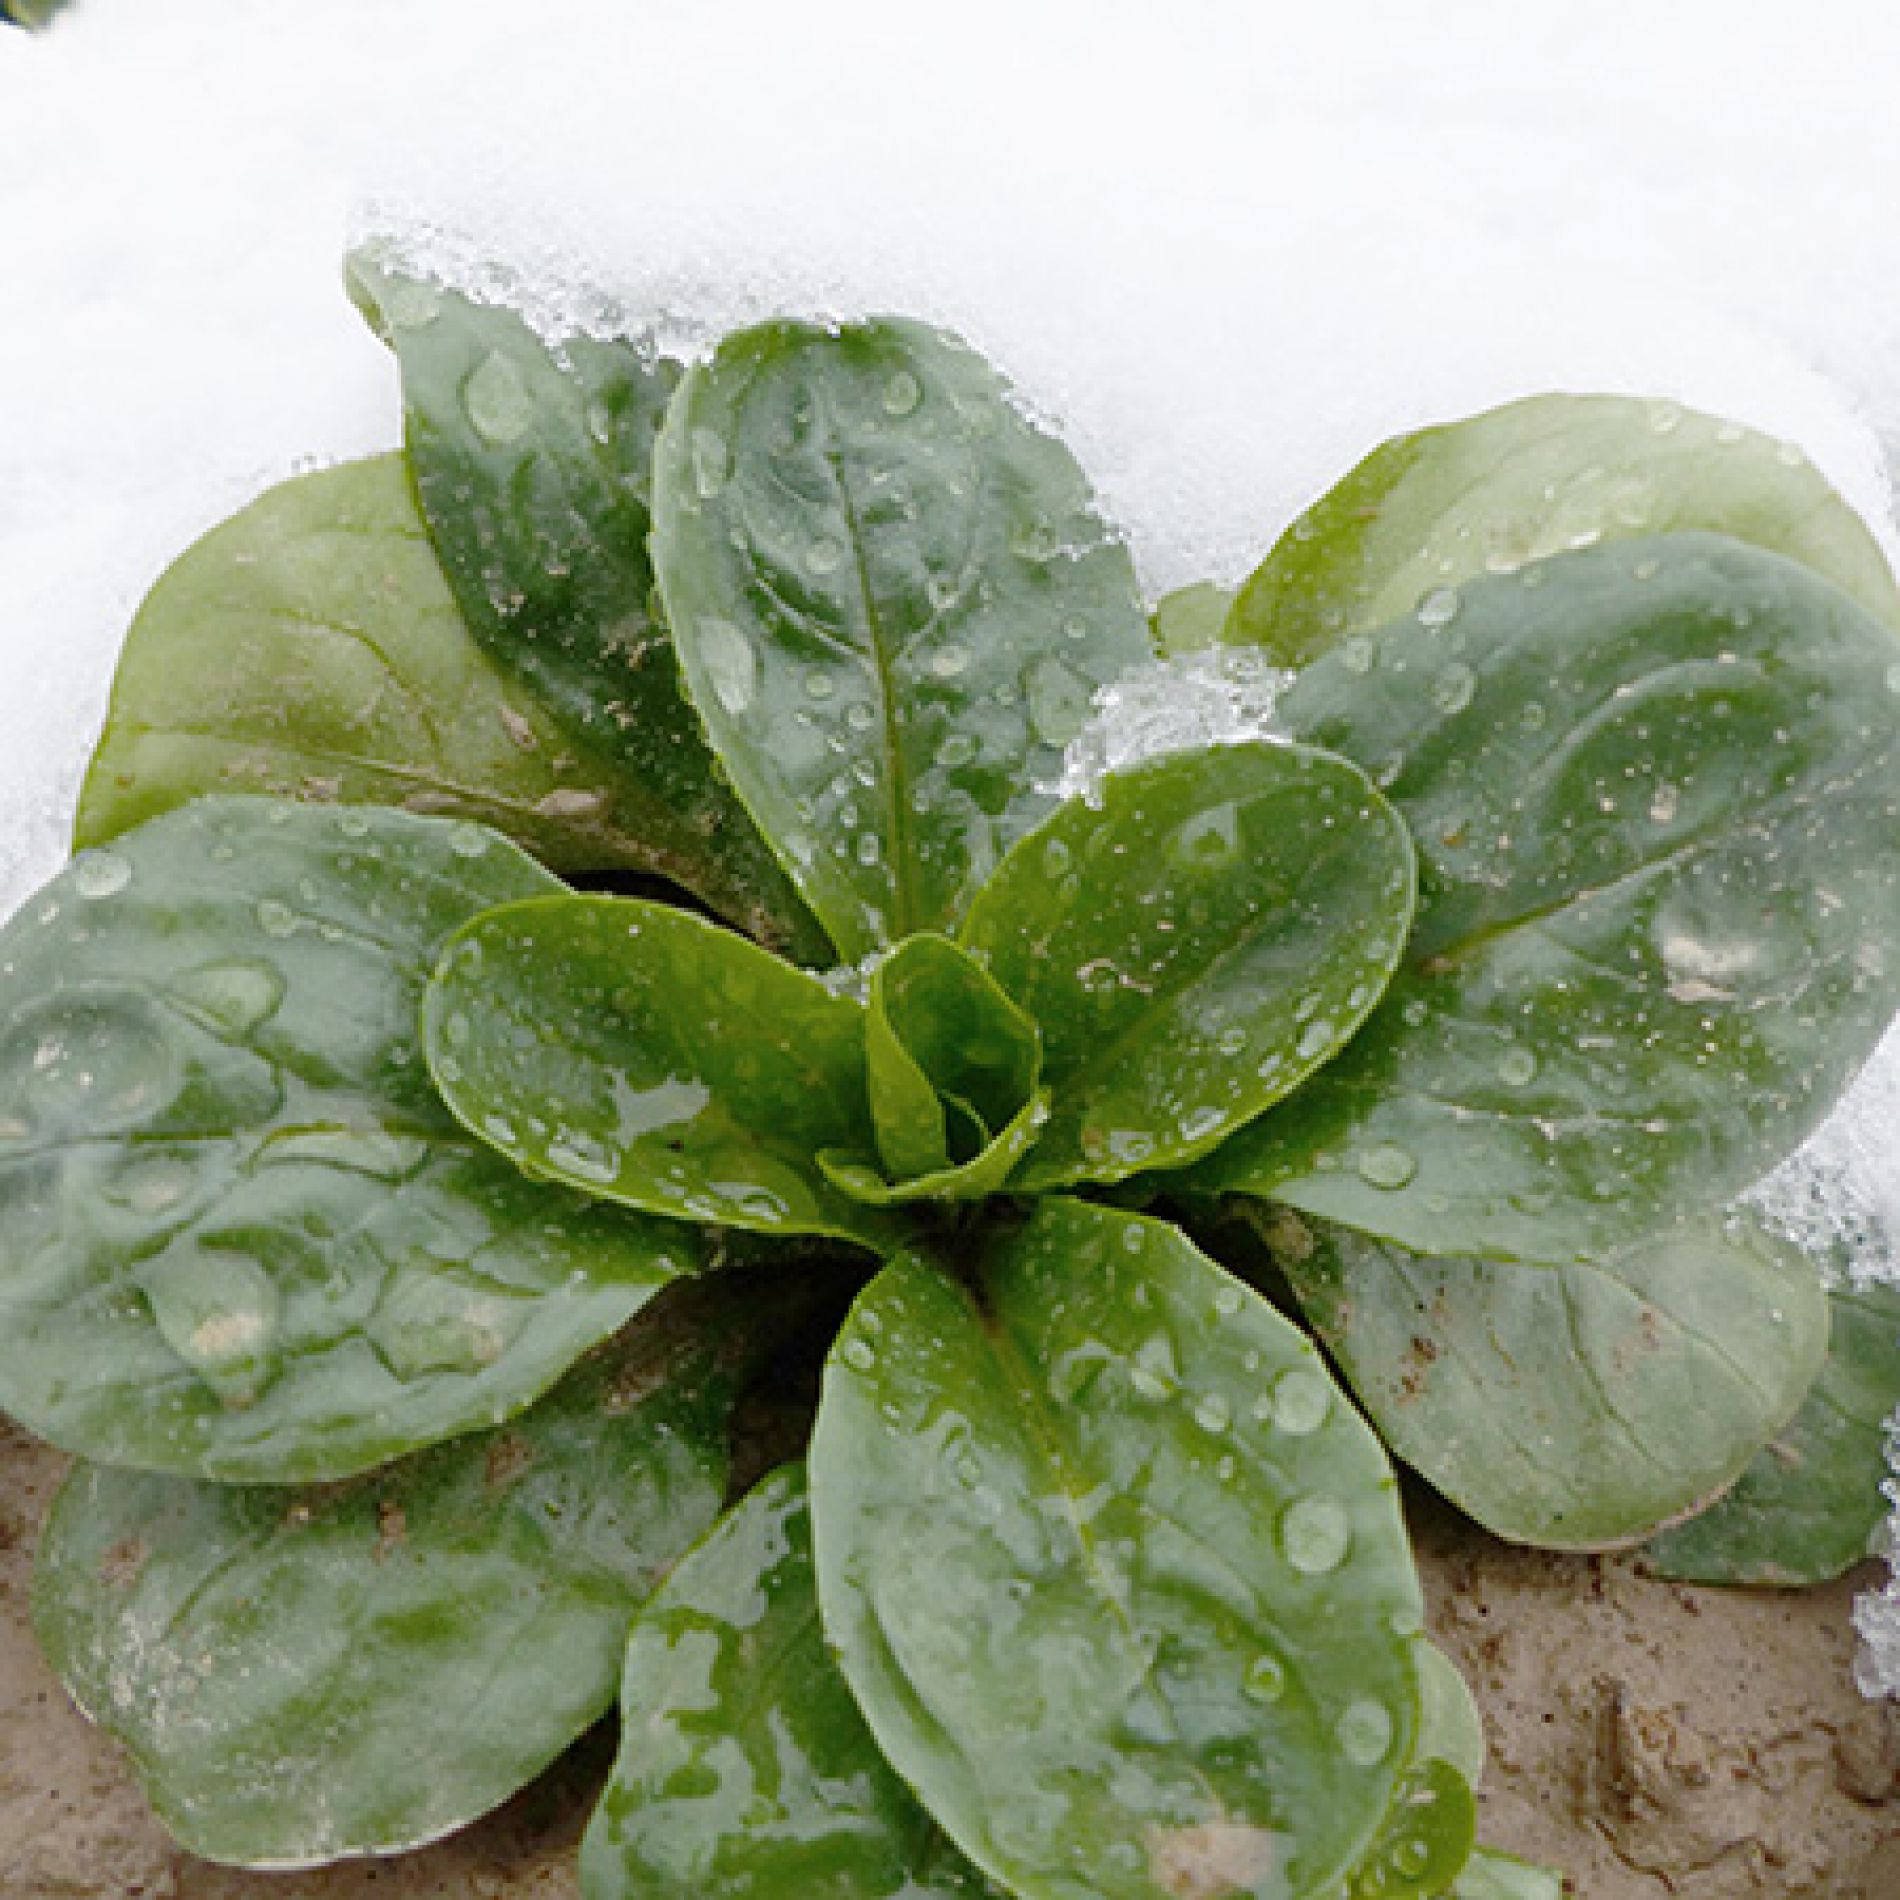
7, 0, 1900, 1680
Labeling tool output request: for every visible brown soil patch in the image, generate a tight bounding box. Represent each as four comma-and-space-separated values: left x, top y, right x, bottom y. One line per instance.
2, 1419, 1896, 1897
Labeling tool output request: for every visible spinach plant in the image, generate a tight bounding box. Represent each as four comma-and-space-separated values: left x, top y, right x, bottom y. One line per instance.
4, 250, 1899, 1900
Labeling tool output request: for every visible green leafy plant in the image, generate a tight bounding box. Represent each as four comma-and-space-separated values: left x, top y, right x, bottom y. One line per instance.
5, 249, 1899, 1899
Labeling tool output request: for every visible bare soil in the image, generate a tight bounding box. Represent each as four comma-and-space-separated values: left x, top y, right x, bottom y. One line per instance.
2, 1419, 1896, 1899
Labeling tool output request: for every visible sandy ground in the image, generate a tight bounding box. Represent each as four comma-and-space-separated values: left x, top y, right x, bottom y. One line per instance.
2, 1419, 1896, 1899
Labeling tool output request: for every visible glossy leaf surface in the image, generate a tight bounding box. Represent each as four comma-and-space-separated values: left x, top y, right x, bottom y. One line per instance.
0, 797, 689, 1481
1644, 1278, 1900, 1584
812, 1198, 1424, 1900
1451, 1849, 1567, 1899
1229, 394, 1900, 666
424, 894, 891, 1244
583, 1464, 1002, 1900
347, 253, 822, 960
33, 1275, 761, 1868
1340, 1758, 1476, 1900
75, 457, 714, 881
651, 317, 1151, 961
1266, 1206, 1829, 1549
963, 742, 1414, 1187
1196, 536, 1900, 1263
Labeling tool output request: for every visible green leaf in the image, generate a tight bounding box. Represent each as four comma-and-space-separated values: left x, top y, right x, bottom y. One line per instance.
811, 1198, 1426, 1900
1450, 1848, 1568, 1898
651, 317, 1152, 962
1193, 535, 1900, 1263
31, 1273, 770, 1868
582, 1464, 1004, 1900
1154, 583, 1237, 658
1339, 1758, 1476, 1899
423, 893, 893, 1245
346, 253, 824, 962
0, 796, 691, 1481
1644, 1277, 1900, 1585
74, 456, 741, 885
1228, 394, 1900, 667
1261, 1205, 1830, 1549
961, 742, 1415, 1188
1414, 1641, 1485, 1791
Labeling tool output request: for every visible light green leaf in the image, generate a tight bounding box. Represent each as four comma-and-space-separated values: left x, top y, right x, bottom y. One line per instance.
1451, 1848, 1568, 1898
1229, 394, 1900, 666
651, 317, 1151, 961
811, 1198, 1425, 1900
1155, 582, 1237, 658
74, 456, 738, 884
423, 894, 893, 1245
1415, 1641, 1485, 1791
1194, 536, 1900, 1263
32, 1273, 775, 1868
582, 1464, 1004, 1900
1339, 1758, 1476, 1899
1261, 1205, 1830, 1549
0, 797, 690, 1481
346, 253, 824, 960
961, 742, 1415, 1188
1644, 1277, 1900, 1585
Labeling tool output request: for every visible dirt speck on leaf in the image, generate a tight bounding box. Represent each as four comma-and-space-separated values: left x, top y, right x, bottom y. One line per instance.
1147, 1819, 1280, 1899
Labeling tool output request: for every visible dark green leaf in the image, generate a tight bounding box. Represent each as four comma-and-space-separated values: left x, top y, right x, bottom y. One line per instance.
582, 1464, 1003, 1900
961, 742, 1415, 1188
1644, 1277, 1900, 1585
423, 893, 893, 1245
1229, 394, 1900, 667
1193, 536, 1900, 1263
1154, 583, 1236, 658
1262, 1205, 1829, 1549
1451, 1849, 1568, 1898
811, 1198, 1425, 1900
1340, 1758, 1476, 1899
651, 317, 1152, 962
32, 1273, 769, 1868
74, 456, 732, 884
347, 253, 823, 961
0, 796, 690, 1481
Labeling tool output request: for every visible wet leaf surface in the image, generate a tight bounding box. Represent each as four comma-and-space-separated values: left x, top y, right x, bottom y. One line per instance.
581, 1464, 1003, 1900
1262, 1205, 1829, 1549
33, 1274, 766, 1868
651, 317, 1151, 961
1338, 1757, 1475, 1899
961, 742, 1415, 1189
812, 1198, 1424, 1900
347, 254, 823, 959
0, 797, 691, 1481
1229, 393, 1900, 666
1194, 535, 1900, 1263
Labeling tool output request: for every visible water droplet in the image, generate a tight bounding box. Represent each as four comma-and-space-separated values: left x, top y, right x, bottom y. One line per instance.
1281, 1496, 1351, 1574
382, 276, 442, 332
447, 822, 490, 858
690, 426, 731, 498
1193, 1392, 1232, 1434
256, 899, 297, 939
882, 370, 922, 416
1417, 586, 1461, 629
1025, 656, 1092, 747
1339, 635, 1375, 674
463, 350, 534, 446
1648, 400, 1683, 435
806, 536, 844, 576
1244, 1652, 1288, 1703
1011, 519, 1058, 562
1431, 662, 1477, 716
1212, 1281, 1244, 1317
1356, 1142, 1417, 1189
1336, 1697, 1395, 1767
805, 670, 837, 701
938, 731, 978, 768
855, 833, 882, 867
1885, 662, 1900, 696
71, 850, 130, 900
929, 644, 972, 679
697, 618, 758, 715
1296, 1018, 1336, 1062
842, 1337, 876, 1372
1270, 1367, 1331, 1435
1497, 1045, 1538, 1087
1174, 802, 1240, 871
170, 960, 286, 1036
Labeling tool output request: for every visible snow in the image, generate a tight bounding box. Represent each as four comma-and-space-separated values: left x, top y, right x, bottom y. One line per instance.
8, 0, 1900, 1684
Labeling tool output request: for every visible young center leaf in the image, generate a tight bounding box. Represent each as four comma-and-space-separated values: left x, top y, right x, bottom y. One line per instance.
581, 1464, 1004, 1900
651, 317, 1152, 962
821, 932, 1047, 1206
811, 1199, 1426, 1900
32, 1274, 773, 1869
1643, 1277, 1900, 1585
0, 797, 693, 1482
75, 456, 717, 880
347, 252, 824, 960
1228, 393, 1900, 666
423, 894, 894, 1245
1193, 535, 1900, 1264
1259, 1205, 1829, 1549
960, 742, 1415, 1188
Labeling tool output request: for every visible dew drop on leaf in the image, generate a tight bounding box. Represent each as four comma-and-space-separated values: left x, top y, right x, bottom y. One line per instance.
1336, 1697, 1396, 1767
71, 850, 131, 900
462, 351, 534, 447
1281, 1496, 1352, 1574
